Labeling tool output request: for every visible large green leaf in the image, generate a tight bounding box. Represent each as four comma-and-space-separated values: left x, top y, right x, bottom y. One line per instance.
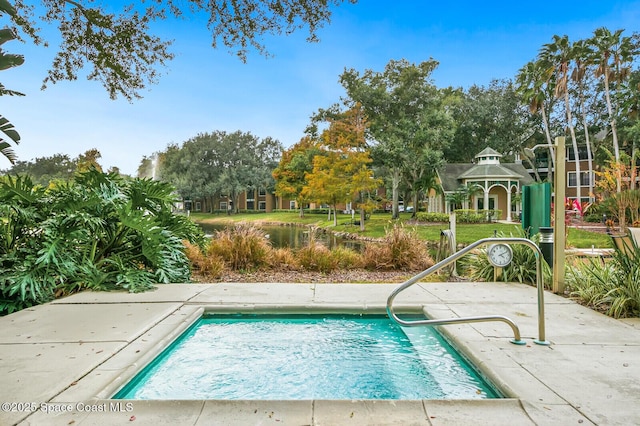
0, 115, 20, 143
0, 0, 17, 17
0, 140, 16, 163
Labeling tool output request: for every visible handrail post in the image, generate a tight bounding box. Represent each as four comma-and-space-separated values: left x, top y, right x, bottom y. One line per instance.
386, 237, 550, 346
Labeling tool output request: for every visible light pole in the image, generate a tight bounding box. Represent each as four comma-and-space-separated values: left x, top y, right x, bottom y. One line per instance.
553, 137, 566, 294
523, 144, 555, 184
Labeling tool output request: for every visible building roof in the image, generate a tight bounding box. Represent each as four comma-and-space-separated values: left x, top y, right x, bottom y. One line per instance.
475, 147, 502, 158
437, 149, 535, 192
458, 164, 524, 180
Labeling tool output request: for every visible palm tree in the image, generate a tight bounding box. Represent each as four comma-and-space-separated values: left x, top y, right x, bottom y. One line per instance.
515, 60, 556, 184
587, 28, 638, 192
570, 39, 596, 201
540, 35, 582, 205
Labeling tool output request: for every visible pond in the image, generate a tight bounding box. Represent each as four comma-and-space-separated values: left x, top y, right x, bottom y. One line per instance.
198, 223, 364, 251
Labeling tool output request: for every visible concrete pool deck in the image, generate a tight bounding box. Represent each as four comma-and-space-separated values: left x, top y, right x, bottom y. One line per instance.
2, 282, 639, 425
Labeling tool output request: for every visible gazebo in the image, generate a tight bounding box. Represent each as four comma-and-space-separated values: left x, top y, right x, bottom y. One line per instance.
432, 147, 534, 221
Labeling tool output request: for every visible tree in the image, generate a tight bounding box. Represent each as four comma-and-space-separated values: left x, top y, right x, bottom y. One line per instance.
1, 149, 106, 185
515, 59, 557, 184
340, 59, 450, 219
540, 35, 583, 203
272, 136, 322, 217
303, 105, 380, 228
159, 130, 282, 212
570, 39, 597, 200
446, 184, 483, 210
8, 0, 356, 101
1, 153, 74, 185
587, 28, 638, 192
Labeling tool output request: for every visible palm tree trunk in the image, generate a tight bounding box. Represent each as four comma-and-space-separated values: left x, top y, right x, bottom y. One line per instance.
581, 113, 594, 201
603, 71, 622, 193
564, 93, 582, 208
540, 106, 555, 184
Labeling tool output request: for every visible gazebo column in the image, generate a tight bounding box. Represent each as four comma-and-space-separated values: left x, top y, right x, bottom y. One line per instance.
506, 188, 512, 221
483, 189, 489, 218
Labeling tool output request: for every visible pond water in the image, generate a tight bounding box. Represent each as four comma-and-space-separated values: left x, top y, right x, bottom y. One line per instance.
198, 223, 364, 251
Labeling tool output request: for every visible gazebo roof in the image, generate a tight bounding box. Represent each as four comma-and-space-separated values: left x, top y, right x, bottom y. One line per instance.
457, 164, 524, 180
475, 147, 502, 158
437, 147, 534, 192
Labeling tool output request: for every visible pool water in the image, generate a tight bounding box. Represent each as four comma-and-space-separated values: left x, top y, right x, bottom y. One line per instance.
114, 314, 500, 400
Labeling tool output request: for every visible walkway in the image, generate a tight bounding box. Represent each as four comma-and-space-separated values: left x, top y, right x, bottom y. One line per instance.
2, 282, 639, 425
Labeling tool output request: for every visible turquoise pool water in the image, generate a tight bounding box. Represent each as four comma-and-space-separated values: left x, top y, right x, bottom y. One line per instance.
114, 314, 500, 400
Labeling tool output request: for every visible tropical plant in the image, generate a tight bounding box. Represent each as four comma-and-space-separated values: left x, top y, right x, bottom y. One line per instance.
587, 27, 638, 191
0, 168, 205, 315
515, 59, 557, 184
446, 184, 483, 210
539, 34, 583, 203
567, 245, 640, 318
0, 4, 25, 165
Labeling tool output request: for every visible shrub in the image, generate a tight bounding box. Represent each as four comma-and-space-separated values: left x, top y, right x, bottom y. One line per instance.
207, 223, 272, 270
362, 224, 433, 270
0, 171, 204, 315
415, 212, 449, 222
567, 245, 640, 318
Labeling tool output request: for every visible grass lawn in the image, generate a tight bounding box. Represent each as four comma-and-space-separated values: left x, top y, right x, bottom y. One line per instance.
189, 211, 611, 248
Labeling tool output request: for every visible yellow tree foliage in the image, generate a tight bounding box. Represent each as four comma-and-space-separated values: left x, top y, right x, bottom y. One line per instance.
272, 136, 321, 217
303, 105, 381, 228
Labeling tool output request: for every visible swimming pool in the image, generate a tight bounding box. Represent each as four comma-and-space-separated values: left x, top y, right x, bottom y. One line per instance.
113, 314, 500, 400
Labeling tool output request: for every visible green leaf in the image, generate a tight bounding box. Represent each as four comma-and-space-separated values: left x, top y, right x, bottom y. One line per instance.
0, 115, 20, 143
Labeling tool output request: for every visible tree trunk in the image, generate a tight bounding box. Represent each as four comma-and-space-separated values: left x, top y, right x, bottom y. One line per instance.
603, 71, 622, 193
360, 207, 366, 231
412, 192, 419, 218
540, 106, 555, 186
565, 92, 582, 209
391, 167, 401, 219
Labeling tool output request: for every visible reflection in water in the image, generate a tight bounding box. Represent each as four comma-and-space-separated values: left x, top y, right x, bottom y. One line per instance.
198, 223, 364, 251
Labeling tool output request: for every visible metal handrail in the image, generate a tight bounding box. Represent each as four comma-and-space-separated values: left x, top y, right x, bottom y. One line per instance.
387, 237, 549, 346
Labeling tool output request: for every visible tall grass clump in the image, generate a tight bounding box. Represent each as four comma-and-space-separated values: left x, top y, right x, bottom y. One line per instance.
271, 247, 301, 271
207, 223, 272, 270
183, 240, 225, 279
331, 246, 363, 269
567, 245, 640, 318
362, 224, 433, 270
296, 232, 338, 272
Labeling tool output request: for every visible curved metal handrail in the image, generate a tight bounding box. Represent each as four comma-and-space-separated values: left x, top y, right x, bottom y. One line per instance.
386, 237, 549, 345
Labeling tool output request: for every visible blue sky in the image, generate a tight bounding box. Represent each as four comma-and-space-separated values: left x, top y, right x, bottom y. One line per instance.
3, 0, 639, 175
